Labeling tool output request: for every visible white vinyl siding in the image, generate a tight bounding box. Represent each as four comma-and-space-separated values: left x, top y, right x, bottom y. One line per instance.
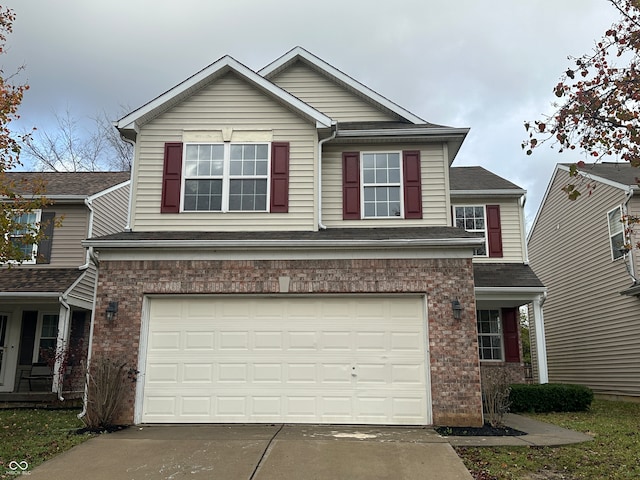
528, 167, 640, 397
270, 62, 398, 122
322, 144, 449, 227
141, 296, 430, 425
131, 72, 317, 232
451, 196, 526, 263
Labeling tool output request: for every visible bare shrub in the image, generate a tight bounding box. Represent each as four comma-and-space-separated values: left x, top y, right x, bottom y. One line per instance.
83, 356, 136, 430
482, 368, 511, 427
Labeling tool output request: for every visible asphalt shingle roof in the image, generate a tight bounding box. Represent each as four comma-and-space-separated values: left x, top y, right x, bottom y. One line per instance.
449, 166, 524, 192
0, 268, 84, 293
567, 162, 640, 187
473, 263, 544, 289
5, 172, 130, 197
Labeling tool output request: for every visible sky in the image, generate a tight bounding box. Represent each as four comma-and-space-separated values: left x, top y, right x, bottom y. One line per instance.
1, 0, 621, 229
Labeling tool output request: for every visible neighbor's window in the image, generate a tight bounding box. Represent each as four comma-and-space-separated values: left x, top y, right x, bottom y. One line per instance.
8, 211, 41, 264
183, 143, 269, 212
362, 152, 402, 218
36, 313, 58, 363
454, 206, 487, 256
477, 309, 503, 361
607, 206, 626, 260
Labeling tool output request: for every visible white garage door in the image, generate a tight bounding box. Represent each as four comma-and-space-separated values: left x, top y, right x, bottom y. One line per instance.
141, 296, 430, 425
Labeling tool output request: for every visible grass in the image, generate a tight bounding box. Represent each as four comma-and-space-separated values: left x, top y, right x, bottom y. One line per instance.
456, 399, 640, 479
0, 408, 92, 478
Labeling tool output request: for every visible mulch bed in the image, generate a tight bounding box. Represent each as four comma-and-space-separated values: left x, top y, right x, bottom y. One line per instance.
435, 423, 526, 437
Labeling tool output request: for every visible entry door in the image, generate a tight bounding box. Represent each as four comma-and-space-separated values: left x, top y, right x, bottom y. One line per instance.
0, 314, 18, 392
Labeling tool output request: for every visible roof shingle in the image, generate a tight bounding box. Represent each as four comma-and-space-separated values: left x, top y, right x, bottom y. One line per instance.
5, 172, 129, 197
0, 268, 84, 293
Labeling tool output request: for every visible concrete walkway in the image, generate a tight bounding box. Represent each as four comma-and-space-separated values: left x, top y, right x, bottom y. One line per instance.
21, 415, 592, 480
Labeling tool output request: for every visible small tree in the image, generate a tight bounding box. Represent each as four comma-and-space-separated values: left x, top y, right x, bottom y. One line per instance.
0, 7, 49, 264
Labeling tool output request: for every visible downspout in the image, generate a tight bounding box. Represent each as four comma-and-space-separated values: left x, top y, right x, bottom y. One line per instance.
520, 193, 530, 264
317, 124, 338, 230
78, 247, 99, 421
80, 197, 95, 269
533, 291, 548, 384
55, 296, 71, 401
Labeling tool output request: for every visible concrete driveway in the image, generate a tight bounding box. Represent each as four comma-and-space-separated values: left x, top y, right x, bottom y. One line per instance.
26, 424, 472, 479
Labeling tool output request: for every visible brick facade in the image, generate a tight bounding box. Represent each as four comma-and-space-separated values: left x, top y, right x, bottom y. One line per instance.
91, 257, 483, 427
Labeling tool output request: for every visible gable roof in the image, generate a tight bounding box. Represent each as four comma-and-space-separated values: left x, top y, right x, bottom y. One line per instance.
0, 268, 84, 294
4, 172, 130, 199
449, 166, 525, 195
116, 55, 334, 141
260, 46, 428, 125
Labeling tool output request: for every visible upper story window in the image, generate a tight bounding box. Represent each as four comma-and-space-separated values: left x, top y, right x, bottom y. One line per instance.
183, 143, 269, 212
454, 206, 487, 256
342, 150, 422, 220
8, 210, 41, 264
362, 152, 402, 218
607, 206, 626, 260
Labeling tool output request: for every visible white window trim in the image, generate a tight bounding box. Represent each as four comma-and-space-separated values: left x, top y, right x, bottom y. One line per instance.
453, 204, 488, 257
360, 151, 404, 219
607, 205, 626, 261
181, 142, 271, 213
32, 312, 59, 364
7, 209, 42, 265
477, 309, 504, 362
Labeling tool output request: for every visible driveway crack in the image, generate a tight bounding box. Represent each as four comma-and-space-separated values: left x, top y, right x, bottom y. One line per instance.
249, 424, 284, 480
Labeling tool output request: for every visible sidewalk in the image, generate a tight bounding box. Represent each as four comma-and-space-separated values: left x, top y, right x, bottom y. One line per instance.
444, 413, 594, 447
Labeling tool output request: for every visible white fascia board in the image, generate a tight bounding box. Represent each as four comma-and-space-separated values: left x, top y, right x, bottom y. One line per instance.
86, 180, 131, 202
116, 55, 333, 133
336, 127, 469, 139
450, 189, 527, 196
475, 286, 547, 298
259, 46, 426, 124
556, 164, 639, 191
83, 237, 484, 249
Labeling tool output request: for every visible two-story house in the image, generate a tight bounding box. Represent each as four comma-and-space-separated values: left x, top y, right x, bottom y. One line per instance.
528, 162, 640, 399
84, 47, 546, 427
0, 172, 129, 400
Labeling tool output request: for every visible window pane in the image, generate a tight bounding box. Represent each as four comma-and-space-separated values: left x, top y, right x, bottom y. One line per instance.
362, 154, 375, 169
388, 167, 400, 183
230, 160, 242, 175
244, 144, 256, 159
475, 218, 485, 229
228, 180, 267, 211
363, 169, 375, 183
184, 180, 222, 211
199, 144, 212, 160
242, 160, 255, 176
186, 145, 198, 161
256, 160, 268, 175
612, 232, 625, 259
230, 144, 242, 160
256, 144, 268, 159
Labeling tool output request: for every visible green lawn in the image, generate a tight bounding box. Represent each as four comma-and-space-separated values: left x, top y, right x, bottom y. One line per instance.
0, 408, 91, 478
456, 399, 640, 479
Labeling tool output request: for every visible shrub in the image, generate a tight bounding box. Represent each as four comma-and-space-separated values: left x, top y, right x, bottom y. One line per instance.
83, 356, 137, 430
482, 368, 511, 427
509, 383, 593, 413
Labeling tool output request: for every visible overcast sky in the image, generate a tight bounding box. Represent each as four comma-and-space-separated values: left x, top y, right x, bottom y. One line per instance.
2, 0, 621, 228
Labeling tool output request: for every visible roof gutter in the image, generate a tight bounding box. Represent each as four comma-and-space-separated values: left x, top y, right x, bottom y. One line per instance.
623, 187, 637, 283
336, 127, 469, 139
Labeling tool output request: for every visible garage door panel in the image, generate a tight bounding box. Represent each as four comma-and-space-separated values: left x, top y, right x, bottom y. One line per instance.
142, 296, 429, 424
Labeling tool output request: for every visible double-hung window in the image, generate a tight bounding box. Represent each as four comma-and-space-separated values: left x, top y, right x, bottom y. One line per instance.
8, 210, 41, 264
454, 206, 487, 256
183, 143, 269, 212
362, 152, 402, 218
35, 313, 58, 363
607, 206, 626, 260
477, 309, 503, 361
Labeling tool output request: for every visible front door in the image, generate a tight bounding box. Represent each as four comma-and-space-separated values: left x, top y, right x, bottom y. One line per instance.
0, 313, 18, 392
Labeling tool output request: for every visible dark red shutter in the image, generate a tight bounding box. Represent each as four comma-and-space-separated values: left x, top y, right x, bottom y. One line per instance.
402, 150, 422, 219
342, 152, 360, 220
36, 211, 55, 264
270, 142, 290, 213
161, 142, 183, 213
502, 307, 520, 363
486, 204, 503, 257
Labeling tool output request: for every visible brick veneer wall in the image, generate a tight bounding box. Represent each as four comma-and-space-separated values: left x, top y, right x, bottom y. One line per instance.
91, 257, 483, 427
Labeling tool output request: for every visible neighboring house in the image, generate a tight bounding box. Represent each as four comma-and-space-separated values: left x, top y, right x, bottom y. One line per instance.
0, 172, 130, 399
84, 47, 545, 427
528, 162, 640, 399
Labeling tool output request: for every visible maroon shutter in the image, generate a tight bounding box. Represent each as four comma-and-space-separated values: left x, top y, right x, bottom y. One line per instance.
342, 152, 360, 220
161, 142, 183, 213
502, 307, 520, 363
402, 150, 422, 219
270, 142, 290, 213
486, 204, 503, 257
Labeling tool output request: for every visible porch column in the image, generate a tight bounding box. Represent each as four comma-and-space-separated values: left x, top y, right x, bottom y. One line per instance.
53, 299, 71, 396
532, 294, 548, 384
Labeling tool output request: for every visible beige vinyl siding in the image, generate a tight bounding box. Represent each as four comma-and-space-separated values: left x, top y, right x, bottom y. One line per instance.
46, 204, 89, 268
131, 72, 318, 232
67, 265, 96, 308
91, 183, 130, 237
528, 168, 640, 397
321, 143, 449, 227
270, 62, 397, 122
451, 196, 526, 263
